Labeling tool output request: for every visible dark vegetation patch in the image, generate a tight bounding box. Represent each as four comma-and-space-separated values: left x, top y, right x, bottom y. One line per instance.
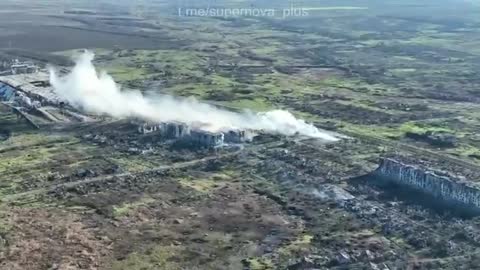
0, 129, 10, 141
0, 208, 110, 270
292, 101, 450, 125
405, 131, 458, 148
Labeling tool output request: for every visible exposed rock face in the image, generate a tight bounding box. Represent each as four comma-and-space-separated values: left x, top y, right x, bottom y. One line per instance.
374, 158, 480, 210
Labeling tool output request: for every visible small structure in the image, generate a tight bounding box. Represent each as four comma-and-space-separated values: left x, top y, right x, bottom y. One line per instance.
11, 63, 38, 75
0, 59, 39, 76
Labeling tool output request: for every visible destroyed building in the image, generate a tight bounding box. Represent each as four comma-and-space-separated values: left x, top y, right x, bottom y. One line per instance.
0, 72, 59, 105
0, 81, 42, 110
0, 60, 39, 76
224, 130, 252, 143
190, 130, 225, 148
135, 120, 253, 148
14, 92, 41, 109
164, 122, 191, 139
11, 62, 39, 75
0, 71, 92, 125
0, 82, 16, 102
138, 122, 191, 139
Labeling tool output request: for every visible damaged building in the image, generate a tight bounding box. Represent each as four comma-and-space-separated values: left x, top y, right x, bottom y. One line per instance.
0, 71, 92, 125
0, 72, 55, 117
164, 122, 191, 139
0, 83, 39, 109
190, 130, 225, 148
224, 130, 253, 143
0, 60, 39, 76
11, 62, 39, 75
136, 120, 252, 148
0, 82, 16, 102
0, 72, 59, 104
138, 122, 191, 139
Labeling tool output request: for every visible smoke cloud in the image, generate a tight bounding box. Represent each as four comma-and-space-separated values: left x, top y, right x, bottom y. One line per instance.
49, 51, 338, 141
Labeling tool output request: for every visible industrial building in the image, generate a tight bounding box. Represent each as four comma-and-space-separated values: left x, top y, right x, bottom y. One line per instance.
0, 72, 60, 104
0, 71, 92, 125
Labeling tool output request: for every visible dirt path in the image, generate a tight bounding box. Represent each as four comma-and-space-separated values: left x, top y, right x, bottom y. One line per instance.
344, 130, 480, 172
1, 151, 241, 202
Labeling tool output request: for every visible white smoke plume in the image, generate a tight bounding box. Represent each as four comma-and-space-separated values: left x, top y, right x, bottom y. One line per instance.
49, 51, 338, 141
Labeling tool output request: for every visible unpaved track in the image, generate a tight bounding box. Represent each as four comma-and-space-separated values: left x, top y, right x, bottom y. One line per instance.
344, 130, 480, 173
2, 151, 241, 202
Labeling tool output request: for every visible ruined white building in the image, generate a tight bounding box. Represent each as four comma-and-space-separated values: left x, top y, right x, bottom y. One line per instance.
190, 130, 225, 148
136, 120, 253, 148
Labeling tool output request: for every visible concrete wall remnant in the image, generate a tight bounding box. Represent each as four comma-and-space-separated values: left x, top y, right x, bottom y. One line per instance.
165, 122, 190, 139
373, 158, 480, 211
